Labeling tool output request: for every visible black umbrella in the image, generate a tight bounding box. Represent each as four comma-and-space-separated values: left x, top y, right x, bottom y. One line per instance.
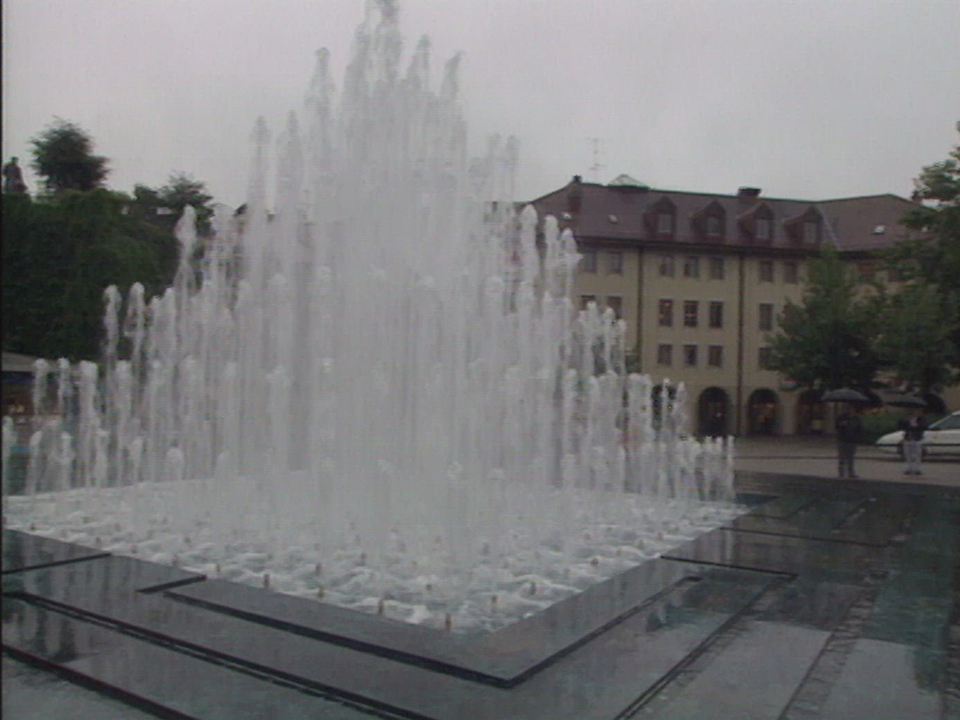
820, 388, 870, 403
886, 394, 927, 409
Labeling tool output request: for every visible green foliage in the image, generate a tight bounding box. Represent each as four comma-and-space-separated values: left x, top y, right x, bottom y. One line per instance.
767, 245, 880, 391
2, 191, 178, 361
872, 282, 958, 391
879, 122, 960, 388
30, 118, 109, 194
130, 172, 215, 237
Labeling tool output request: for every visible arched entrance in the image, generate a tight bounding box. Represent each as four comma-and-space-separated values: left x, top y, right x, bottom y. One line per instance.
698, 387, 729, 437
795, 388, 826, 434
747, 388, 779, 435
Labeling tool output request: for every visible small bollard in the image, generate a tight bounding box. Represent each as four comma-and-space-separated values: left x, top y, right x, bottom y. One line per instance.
263, 573, 270, 589
317, 586, 325, 599
490, 594, 498, 610
377, 598, 385, 615
444, 613, 452, 631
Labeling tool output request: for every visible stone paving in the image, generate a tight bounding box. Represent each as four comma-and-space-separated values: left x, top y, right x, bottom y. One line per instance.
735, 435, 960, 487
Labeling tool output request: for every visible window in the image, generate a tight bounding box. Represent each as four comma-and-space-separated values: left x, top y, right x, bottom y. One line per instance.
707, 215, 723, 237
759, 260, 774, 282
755, 217, 772, 241
657, 344, 673, 366
683, 344, 698, 367
580, 295, 596, 310
758, 346, 773, 370
759, 303, 774, 331
658, 299, 674, 327
784, 261, 798, 284
606, 295, 622, 319
659, 254, 675, 277
683, 256, 700, 278
683, 300, 699, 328
658, 211, 674, 235
708, 345, 723, 367
709, 257, 725, 280
580, 250, 597, 273
708, 301, 724, 329
606, 251, 624, 274
803, 220, 819, 244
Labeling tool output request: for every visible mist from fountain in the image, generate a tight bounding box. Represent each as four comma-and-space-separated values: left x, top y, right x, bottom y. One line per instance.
4, 1, 735, 631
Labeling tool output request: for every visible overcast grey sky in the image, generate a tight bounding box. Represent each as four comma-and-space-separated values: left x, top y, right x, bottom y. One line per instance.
3, 0, 958, 208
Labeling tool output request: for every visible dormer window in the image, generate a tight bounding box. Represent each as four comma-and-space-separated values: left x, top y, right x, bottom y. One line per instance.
737, 202, 774, 243
645, 196, 677, 239
707, 215, 723, 237
658, 211, 674, 235
693, 200, 726, 243
755, 217, 771, 241
803, 220, 819, 244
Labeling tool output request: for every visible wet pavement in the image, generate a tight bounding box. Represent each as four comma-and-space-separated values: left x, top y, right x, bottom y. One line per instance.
3, 458, 959, 719
735, 435, 960, 487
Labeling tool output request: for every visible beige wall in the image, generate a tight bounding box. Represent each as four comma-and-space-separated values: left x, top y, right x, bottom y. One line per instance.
571, 243, 958, 434
572, 247, 641, 347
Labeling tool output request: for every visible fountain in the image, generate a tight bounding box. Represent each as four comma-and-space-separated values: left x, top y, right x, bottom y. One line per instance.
3, 0, 736, 634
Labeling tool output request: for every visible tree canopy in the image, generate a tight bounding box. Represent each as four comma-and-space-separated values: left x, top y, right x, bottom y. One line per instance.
30, 118, 109, 195
878, 122, 960, 390
2, 190, 179, 361
3, 122, 220, 361
131, 172, 215, 237
767, 245, 881, 391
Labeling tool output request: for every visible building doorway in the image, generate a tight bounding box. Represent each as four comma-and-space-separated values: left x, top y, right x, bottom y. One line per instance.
698, 387, 729, 437
747, 388, 779, 435
795, 388, 826, 434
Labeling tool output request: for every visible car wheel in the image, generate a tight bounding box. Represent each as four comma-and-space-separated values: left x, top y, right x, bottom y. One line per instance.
896, 443, 904, 459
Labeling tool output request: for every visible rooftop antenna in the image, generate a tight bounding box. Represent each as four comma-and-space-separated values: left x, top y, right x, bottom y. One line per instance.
587, 137, 605, 182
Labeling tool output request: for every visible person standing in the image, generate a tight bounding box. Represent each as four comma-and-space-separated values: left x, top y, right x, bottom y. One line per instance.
2, 156, 27, 194
898, 408, 926, 476
835, 403, 863, 479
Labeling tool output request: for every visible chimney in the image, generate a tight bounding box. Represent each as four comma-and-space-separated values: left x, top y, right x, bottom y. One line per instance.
568, 176, 583, 213
737, 187, 761, 199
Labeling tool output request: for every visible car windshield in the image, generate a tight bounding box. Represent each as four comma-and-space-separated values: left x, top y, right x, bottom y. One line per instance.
929, 413, 960, 431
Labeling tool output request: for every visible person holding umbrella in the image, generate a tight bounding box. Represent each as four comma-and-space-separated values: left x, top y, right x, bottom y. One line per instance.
835, 402, 864, 479
895, 399, 927, 476
822, 388, 868, 479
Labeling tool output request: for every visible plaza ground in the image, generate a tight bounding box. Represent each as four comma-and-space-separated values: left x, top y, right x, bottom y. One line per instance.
735, 435, 959, 487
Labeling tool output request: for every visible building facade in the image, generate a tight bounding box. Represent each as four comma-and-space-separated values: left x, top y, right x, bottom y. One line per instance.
531, 175, 952, 436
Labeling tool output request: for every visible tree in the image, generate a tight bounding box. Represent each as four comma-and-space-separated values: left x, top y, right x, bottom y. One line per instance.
2, 190, 178, 361
880, 122, 960, 387
872, 282, 959, 392
131, 172, 215, 237
30, 118, 109, 194
767, 245, 881, 391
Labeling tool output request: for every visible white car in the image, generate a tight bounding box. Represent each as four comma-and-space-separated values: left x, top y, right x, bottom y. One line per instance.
875, 410, 960, 458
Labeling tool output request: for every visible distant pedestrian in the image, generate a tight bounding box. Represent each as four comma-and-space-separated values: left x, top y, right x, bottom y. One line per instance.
2, 157, 27, 194
835, 404, 863, 479
898, 408, 926, 476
